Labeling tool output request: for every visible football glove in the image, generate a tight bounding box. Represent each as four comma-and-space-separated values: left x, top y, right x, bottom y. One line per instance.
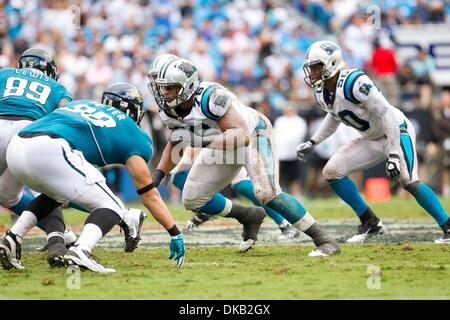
170, 128, 205, 148
386, 154, 401, 180
169, 234, 185, 268
296, 140, 315, 161
183, 213, 213, 233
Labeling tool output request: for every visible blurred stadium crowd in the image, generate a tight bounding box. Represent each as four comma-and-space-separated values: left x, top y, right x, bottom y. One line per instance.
1, 0, 450, 200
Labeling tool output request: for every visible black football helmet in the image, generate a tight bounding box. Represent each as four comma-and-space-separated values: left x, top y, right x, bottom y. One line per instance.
102, 82, 145, 124
18, 47, 59, 80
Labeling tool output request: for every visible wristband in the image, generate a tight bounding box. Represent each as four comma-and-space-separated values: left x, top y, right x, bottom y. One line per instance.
152, 169, 166, 187
167, 225, 181, 237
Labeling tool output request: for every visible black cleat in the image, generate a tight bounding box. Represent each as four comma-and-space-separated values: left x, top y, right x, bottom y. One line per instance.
239, 207, 266, 252
346, 219, 384, 243
119, 209, 147, 252
47, 242, 68, 267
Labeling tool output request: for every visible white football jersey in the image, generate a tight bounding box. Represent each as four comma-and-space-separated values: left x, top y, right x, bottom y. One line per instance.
159, 81, 259, 137
313, 68, 405, 141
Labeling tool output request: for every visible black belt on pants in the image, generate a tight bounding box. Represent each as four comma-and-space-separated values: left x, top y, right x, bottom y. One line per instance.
19, 132, 62, 139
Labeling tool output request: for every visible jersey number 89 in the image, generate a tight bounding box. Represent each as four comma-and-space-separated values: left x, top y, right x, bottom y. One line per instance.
3, 77, 51, 105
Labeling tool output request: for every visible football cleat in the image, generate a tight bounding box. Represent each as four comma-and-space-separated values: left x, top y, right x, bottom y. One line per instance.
308, 241, 341, 257
64, 246, 115, 273
435, 220, 450, 244
0, 231, 24, 270
183, 213, 213, 232
239, 207, 266, 252
278, 224, 300, 240
47, 242, 67, 267
119, 208, 147, 252
346, 219, 384, 244
239, 239, 255, 252
434, 231, 450, 244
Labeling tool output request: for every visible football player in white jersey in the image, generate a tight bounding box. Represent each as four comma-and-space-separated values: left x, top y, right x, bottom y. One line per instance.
149, 59, 298, 239
149, 55, 340, 256
297, 40, 450, 244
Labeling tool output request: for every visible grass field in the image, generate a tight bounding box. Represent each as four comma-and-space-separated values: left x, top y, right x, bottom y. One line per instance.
0, 196, 449, 300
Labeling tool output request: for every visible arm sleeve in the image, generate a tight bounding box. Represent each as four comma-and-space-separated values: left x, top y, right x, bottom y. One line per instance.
310, 113, 341, 145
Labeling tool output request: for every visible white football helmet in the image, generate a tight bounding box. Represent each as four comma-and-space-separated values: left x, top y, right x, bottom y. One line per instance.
155, 57, 199, 110
303, 40, 345, 87
147, 53, 178, 99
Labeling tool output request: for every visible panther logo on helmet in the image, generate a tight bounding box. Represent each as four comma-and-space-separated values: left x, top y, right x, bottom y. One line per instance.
178, 61, 197, 78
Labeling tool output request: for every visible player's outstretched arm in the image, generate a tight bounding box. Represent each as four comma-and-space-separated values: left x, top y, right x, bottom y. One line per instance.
126, 155, 176, 229
309, 113, 341, 145
125, 155, 185, 267
152, 141, 184, 187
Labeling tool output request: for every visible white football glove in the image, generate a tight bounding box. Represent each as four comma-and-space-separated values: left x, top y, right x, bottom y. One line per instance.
386, 154, 401, 180
296, 140, 315, 161
169, 128, 204, 148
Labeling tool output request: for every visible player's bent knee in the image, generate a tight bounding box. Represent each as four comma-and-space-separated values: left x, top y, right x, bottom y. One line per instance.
0, 195, 21, 209
322, 162, 345, 181
182, 193, 207, 212
182, 198, 205, 212
254, 187, 280, 205
0, 185, 21, 208
404, 180, 421, 194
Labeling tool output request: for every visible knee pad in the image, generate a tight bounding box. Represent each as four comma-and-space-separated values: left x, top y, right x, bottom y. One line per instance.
404, 181, 421, 194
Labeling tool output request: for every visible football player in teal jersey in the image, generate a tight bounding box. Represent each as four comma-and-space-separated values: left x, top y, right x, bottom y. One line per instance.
0, 83, 185, 273
0, 47, 80, 265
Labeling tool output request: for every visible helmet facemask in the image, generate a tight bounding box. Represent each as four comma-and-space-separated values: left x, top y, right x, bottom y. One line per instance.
18, 52, 59, 80
155, 82, 192, 110
303, 61, 326, 88
147, 72, 159, 98
147, 54, 178, 109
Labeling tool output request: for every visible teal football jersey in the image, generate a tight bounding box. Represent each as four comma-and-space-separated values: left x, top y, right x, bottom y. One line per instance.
20, 100, 153, 166
0, 68, 72, 119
